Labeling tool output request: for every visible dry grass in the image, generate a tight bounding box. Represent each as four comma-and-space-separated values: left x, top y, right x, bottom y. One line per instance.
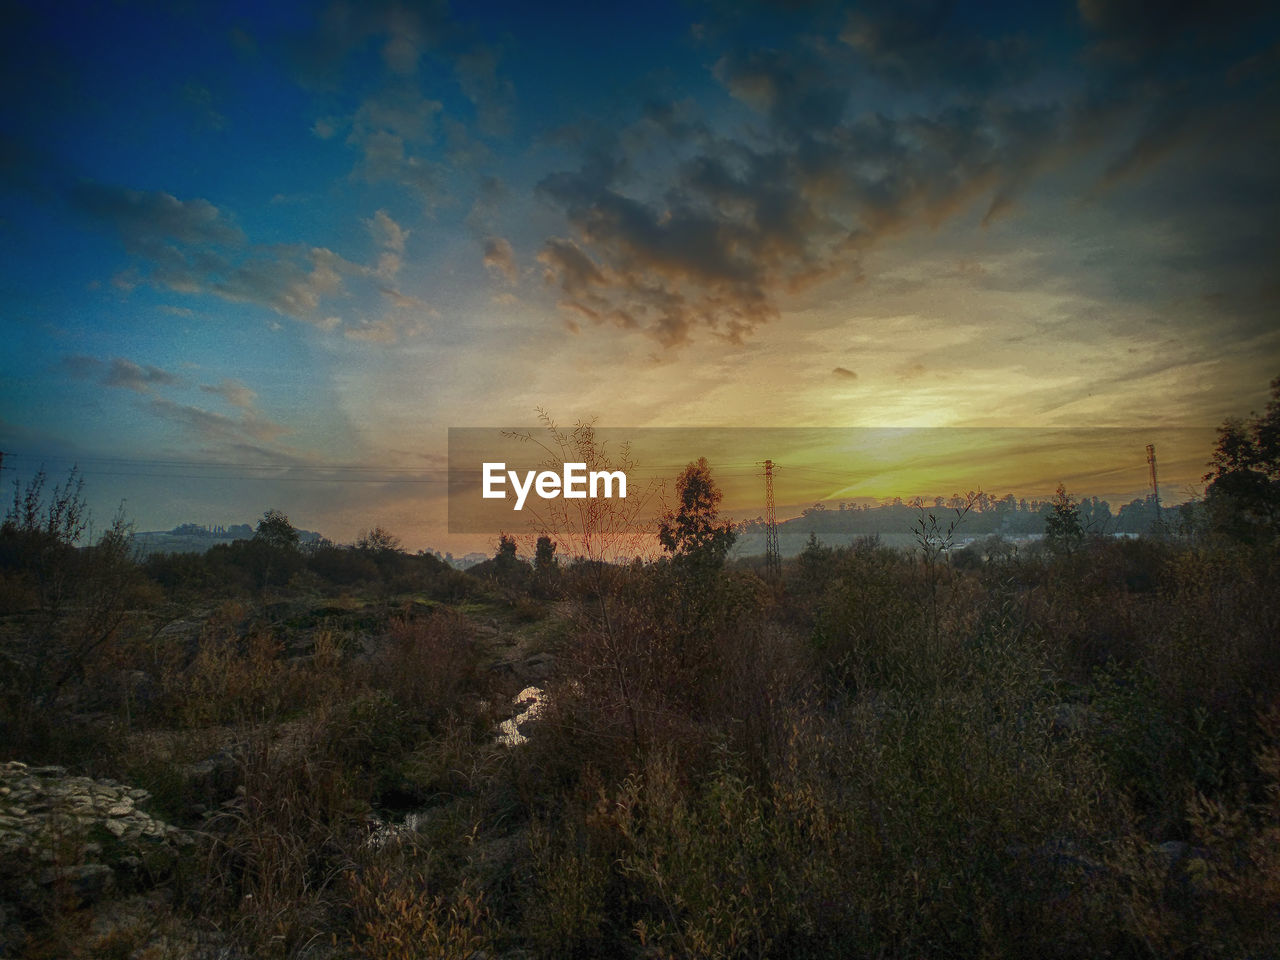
4, 535, 1279, 958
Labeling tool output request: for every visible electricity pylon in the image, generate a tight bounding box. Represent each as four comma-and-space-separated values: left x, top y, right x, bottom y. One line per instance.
762, 459, 780, 581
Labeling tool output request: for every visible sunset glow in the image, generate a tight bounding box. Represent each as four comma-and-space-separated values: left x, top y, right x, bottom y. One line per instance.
2, 1, 1276, 553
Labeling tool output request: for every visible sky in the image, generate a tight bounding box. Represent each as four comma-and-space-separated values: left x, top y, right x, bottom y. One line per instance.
1, 0, 1277, 553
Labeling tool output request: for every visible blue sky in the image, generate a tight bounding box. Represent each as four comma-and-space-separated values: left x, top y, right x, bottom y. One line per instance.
2, 0, 1277, 550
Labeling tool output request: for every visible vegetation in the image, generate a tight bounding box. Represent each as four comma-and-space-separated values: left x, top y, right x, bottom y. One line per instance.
1203, 374, 1280, 545
1, 385, 1278, 958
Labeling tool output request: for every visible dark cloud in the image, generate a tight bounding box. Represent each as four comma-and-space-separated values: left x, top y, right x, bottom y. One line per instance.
1075, 0, 1278, 195
532, 1, 1278, 349
715, 45, 853, 135
840, 0, 1034, 94
536, 93, 1062, 345
833, 366, 857, 379
1078, 0, 1271, 65
538, 239, 607, 298
528, 8, 1075, 345
149, 397, 286, 446
70, 183, 242, 293
70, 183, 243, 250
61, 355, 180, 393
482, 237, 516, 284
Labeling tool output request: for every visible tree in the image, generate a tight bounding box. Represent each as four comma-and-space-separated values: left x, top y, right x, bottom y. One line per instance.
658, 457, 736, 572
1044, 483, 1084, 555
254, 509, 299, 550
534, 534, 557, 572
1203, 375, 1280, 544
1, 468, 142, 747
248, 509, 302, 589
356, 526, 402, 553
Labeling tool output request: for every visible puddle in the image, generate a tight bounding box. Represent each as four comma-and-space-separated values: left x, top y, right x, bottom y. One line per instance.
496, 686, 546, 746
366, 686, 553, 850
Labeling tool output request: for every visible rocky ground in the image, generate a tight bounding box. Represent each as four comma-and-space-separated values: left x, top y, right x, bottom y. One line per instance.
0, 760, 196, 955
0, 595, 568, 958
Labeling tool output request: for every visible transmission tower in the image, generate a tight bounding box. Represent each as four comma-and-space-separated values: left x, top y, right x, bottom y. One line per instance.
1146, 443, 1163, 530
762, 459, 780, 581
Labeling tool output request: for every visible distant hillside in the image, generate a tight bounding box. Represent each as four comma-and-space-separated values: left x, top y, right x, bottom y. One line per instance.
130, 522, 323, 556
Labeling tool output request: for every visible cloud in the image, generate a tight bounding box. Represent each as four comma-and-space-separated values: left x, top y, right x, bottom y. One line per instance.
181, 81, 227, 131
104, 358, 180, 392
351, 129, 442, 207
345, 91, 445, 207
61, 356, 286, 448
380, 288, 431, 311
535, 100, 1046, 346
368, 209, 408, 253
833, 366, 857, 379
533, 2, 1277, 350
70, 182, 243, 250
367, 209, 409, 281
71, 182, 365, 324
200, 378, 257, 410
1074, 0, 1277, 196
1077, 0, 1270, 64
715, 46, 852, 135
453, 43, 514, 134
537, 238, 606, 296
62, 355, 180, 392
292, 0, 512, 124
149, 397, 286, 445
529, 10, 1075, 347
74, 182, 441, 341
213, 246, 357, 321
839, 0, 1034, 94
482, 236, 516, 284
343, 315, 427, 343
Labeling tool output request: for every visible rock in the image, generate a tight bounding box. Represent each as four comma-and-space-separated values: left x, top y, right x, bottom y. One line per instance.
0, 760, 192, 909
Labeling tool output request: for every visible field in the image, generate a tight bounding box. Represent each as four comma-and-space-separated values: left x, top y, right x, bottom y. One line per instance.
2, 484, 1278, 960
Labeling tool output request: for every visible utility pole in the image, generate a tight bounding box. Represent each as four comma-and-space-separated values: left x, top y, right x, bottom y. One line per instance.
1146, 443, 1163, 532
762, 459, 780, 582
